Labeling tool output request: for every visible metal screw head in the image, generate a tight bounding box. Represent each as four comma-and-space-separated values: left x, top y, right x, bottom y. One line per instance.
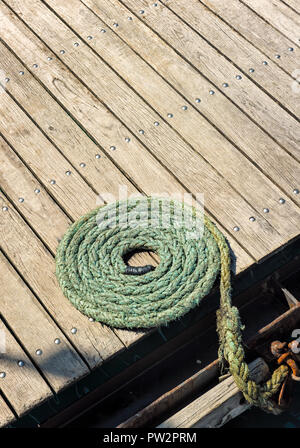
36, 349, 42, 356
153, 2, 158, 6
18, 360, 25, 367
236, 75, 242, 80
54, 338, 61, 345
139, 10, 145, 14
222, 83, 229, 87
74, 42, 79, 47
60, 50, 65, 54
233, 226, 240, 232
288, 47, 294, 52
65, 170, 71, 176
0, 372, 6, 378
50, 179, 56, 185
182, 105, 188, 110
100, 29, 106, 33
154, 121, 159, 126
139, 129, 144, 134
249, 68, 255, 73
110, 145, 116, 150
262, 61, 268, 65
18, 197, 24, 203
167, 113, 173, 118
275, 54, 280, 59
33, 64, 38, 68
79, 162, 86, 167
34, 188, 40, 194
19, 71, 24, 75
125, 137, 130, 142
279, 198, 285, 204
5, 77, 10, 82
87, 36, 93, 40
2, 206, 8, 211
128, 16, 133, 20
113, 23, 118, 27
249, 217, 256, 222
95, 154, 101, 159
71, 327, 77, 334
47, 57, 53, 61
195, 98, 201, 103
209, 90, 215, 95
293, 188, 299, 194
263, 208, 269, 213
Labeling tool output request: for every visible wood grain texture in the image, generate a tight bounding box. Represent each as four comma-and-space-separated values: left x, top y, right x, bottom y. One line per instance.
81, 0, 300, 206
1, 0, 297, 262
0, 195, 125, 369
199, 0, 299, 78
0, 1, 254, 270
0, 252, 89, 393
0, 317, 53, 416
0, 396, 15, 427
280, 0, 300, 14
0, 0, 299, 423
120, 0, 300, 161
241, 0, 300, 45
158, 357, 269, 428
164, 0, 298, 118
0, 57, 249, 353
0, 46, 250, 350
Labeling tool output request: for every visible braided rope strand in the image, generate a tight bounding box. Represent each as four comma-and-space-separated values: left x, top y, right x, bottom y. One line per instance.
56, 197, 288, 413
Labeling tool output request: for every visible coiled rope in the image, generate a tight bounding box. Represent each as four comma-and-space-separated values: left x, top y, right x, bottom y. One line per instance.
56, 197, 288, 413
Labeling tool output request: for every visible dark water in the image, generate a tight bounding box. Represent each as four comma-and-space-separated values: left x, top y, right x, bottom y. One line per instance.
225, 383, 300, 428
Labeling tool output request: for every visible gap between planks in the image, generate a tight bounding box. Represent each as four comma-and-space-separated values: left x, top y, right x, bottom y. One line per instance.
0, 4, 257, 266
1, 0, 299, 262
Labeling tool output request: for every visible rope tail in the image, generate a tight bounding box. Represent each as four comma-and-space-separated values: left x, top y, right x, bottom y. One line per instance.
205, 215, 289, 413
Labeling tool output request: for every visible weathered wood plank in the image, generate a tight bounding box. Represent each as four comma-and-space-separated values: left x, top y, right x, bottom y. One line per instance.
0, 317, 53, 416
81, 0, 300, 205
199, 0, 299, 78
0, 2, 257, 269
2, 0, 298, 261
158, 357, 269, 428
0, 251, 89, 393
0, 45, 137, 203
0, 102, 249, 349
0, 57, 251, 351
160, 0, 299, 118
241, 0, 300, 45
281, 0, 300, 14
0, 139, 145, 351
38, 0, 300, 243
0, 137, 72, 250
119, 0, 299, 161
0, 87, 248, 353
0, 194, 125, 369
0, 395, 15, 427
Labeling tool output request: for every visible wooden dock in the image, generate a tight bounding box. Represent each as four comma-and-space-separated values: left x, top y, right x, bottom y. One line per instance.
0, 0, 299, 427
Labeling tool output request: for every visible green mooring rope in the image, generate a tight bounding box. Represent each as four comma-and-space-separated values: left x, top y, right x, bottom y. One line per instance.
56, 197, 288, 413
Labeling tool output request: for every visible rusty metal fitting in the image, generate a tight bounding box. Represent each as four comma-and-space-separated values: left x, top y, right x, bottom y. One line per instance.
270, 340, 288, 358
270, 339, 300, 407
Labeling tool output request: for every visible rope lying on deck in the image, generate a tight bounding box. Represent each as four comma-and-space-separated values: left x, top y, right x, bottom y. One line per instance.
56, 197, 288, 413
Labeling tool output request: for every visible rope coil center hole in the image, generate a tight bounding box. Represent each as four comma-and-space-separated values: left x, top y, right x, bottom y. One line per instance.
123, 249, 158, 275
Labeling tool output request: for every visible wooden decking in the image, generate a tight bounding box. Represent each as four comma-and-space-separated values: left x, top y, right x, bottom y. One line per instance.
0, 0, 299, 426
